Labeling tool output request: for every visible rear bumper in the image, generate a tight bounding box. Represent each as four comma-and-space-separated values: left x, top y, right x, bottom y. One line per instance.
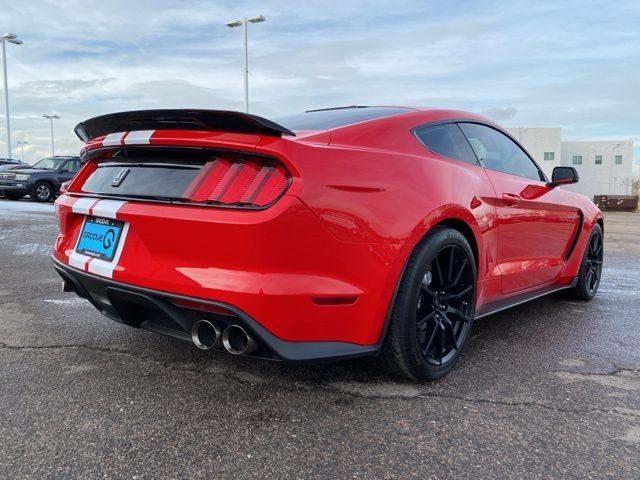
53, 194, 404, 345
53, 258, 378, 363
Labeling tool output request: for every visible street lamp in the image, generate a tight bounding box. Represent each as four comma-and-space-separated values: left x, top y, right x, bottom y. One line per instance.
17, 139, 27, 162
43, 114, 60, 156
1, 33, 22, 158
224, 15, 265, 113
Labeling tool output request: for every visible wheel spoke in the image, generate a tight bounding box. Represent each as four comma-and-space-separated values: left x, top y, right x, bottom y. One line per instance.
417, 311, 436, 332
585, 269, 594, 290
421, 286, 438, 301
443, 320, 458, 351
421, 326, 439, 356
438, 325, 445, 365
446, 305, 469, 323
443, 285, 473, 301
434, 255, 444, 287
450, 258, 468, 288
447, 246, 455, 285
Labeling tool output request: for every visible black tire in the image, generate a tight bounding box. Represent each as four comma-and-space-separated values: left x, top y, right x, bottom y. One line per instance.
564, 224, 603, 301
31, 182, 54, 202
381, 226, 477, 381
3, 192, 24, 201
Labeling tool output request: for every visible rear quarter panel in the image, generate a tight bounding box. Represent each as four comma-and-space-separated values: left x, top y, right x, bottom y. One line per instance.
256, 112, 502, 328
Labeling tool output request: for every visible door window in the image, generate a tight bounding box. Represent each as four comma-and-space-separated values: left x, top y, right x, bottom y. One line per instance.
61, 159, 81, 173
458, 123, 543, 181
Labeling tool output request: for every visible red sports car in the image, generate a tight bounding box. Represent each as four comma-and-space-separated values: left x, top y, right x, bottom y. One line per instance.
52, 107, 603, 380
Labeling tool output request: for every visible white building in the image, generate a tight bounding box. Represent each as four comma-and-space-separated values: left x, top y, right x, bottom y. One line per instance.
560, 140, 633, 199
507, 127, 561, 179
506, 127, 634, 200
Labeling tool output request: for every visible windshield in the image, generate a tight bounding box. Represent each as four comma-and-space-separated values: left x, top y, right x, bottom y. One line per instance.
32, 157, 64, 170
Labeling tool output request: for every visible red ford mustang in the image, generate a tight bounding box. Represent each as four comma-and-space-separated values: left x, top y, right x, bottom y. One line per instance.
52, 106, 604, 380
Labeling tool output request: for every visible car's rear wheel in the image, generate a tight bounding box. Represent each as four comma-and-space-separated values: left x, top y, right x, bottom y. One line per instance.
381, 226, 477, 381
31, 182, 54, 202
3, 192, 23, 201
564, 224, 603, 301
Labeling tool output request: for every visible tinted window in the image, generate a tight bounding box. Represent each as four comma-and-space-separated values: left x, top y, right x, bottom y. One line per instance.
61, 159, 81, 172
82, 159, 201, 198
458, 123, 542, 181
274, 107, 412, 131
415, 123, 478, 165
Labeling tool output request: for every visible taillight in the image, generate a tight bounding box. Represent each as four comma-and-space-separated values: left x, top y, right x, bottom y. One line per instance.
183, 157, 290, 207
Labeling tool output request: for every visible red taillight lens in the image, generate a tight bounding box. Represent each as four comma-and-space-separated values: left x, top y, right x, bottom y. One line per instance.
184, 157, 290, 207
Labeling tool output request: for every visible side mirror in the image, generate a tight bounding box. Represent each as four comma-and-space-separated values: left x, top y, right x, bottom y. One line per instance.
549, 166, 579, 187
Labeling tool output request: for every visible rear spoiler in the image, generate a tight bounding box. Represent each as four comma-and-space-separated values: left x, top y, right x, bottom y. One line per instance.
74, 109, 296, 142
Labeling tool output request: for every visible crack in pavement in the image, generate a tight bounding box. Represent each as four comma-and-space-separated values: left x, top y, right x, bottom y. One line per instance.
0, 341, 143, 356
3, 341, 640, 419
417, 391, 640, 420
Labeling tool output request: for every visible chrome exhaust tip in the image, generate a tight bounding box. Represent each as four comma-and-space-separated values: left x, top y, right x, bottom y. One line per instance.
222, 325, 257, 355
191, 319, 222, 350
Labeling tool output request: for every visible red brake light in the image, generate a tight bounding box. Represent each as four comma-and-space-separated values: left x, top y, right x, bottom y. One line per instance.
184, 157, 290, 207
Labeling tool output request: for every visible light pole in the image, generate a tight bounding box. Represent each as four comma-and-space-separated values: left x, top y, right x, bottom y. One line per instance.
225, 15, 265, 113
1, 33, 22, 158
17, 139, 27, 162
43, 114, 60, 156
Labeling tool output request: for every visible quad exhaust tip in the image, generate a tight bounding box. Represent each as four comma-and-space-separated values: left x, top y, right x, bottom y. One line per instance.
191, 319, 222, 350
222, 325, 257, 355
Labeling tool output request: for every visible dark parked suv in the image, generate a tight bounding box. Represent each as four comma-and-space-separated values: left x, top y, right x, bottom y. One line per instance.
0, 156, 81, 202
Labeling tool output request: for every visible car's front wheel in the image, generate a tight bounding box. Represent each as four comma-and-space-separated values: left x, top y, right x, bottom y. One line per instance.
31, 182, 54, 202
564, 223, 603, 301
381, 226, 477, 381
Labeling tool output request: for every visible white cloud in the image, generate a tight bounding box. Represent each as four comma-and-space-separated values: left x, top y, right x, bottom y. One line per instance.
0, 0, 638, 165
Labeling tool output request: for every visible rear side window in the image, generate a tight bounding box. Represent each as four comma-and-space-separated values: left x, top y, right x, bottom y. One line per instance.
415, 123, 478, 165
458, 123, 543, 181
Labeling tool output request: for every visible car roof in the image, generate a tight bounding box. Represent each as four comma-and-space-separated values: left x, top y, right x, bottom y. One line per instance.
274, 105, 491, 132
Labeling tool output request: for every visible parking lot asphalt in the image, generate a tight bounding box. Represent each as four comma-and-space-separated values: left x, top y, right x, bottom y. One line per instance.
0, 199, 639, 479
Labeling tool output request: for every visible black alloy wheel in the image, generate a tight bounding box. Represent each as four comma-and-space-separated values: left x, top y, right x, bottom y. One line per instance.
564, 224, 604, 301
381, 226, 477, 380
584, 227, 603, 295
416, 245, 475, 366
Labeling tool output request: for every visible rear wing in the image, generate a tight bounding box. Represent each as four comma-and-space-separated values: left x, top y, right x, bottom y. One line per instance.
74, 109, 296, 143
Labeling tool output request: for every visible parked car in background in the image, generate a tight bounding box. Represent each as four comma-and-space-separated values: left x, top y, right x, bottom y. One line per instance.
0, 158, 28, 169
0, 156, 81, 202
0, 161, 30, 172
0, 160, 30, 198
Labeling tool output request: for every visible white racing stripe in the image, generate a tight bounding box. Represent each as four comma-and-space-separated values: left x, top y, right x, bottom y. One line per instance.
102, 132, 125, 146
69, 251, 91, 270
92, 199, 127, 219
87, 223, 130, 278
71, 197, 97, 215
124, 130, 154, 145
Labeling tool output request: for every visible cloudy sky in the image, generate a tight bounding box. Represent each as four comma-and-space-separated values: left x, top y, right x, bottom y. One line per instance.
0, 0, 639, 168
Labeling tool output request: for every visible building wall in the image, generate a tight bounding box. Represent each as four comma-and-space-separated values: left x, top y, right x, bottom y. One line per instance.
560, 141, 634, 199
505, 126, 634, 200
506, 127, 562, 178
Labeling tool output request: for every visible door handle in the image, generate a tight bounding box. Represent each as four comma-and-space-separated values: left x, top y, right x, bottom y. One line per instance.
502, 193, 521, 206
